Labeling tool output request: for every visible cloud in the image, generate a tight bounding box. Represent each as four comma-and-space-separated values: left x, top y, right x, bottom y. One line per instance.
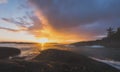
1, 12, 47, 38
0, 0, 7, 4
29, 0, 120, 29
27, 0, 120, 41
1, 18, 28, 30
0, 27, 20, 32
1, 0, 120, 42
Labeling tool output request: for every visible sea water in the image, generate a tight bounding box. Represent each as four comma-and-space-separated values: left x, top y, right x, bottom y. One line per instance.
0, 43, 40, 59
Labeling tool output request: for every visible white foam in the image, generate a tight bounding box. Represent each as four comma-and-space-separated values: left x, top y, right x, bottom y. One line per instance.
85, 45, 105, 48
91, 57, 120, 70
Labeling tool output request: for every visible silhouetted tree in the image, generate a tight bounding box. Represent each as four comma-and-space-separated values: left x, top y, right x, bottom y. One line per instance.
116, 27, 120, 33
107, 27, 114, 37
115, 27, 120, 40
105, 27, 120, 41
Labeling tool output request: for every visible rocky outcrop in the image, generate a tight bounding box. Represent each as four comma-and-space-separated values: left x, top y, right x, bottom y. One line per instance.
0, 61, 25, 72
0, 47, 21, 59
33, 49, 119, 72
0, 49, 119, 72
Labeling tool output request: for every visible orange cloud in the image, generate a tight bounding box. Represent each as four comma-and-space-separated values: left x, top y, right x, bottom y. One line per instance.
31, 10, 89, 43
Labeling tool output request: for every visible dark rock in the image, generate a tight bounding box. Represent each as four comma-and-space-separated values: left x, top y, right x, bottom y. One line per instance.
0, 49, 119, 72
14, 60, 56, 72
35, 49, 88, 63
0, 47, 21, 59
0, 60, 25, 72
34, 49, 120, 72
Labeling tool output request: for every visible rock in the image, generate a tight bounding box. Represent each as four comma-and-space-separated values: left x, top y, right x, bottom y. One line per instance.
13, 60, 56, 72
34, 49, 120, 72
0, 49, 119, 72
0, 47, 21, 59
0, 60, 25, 72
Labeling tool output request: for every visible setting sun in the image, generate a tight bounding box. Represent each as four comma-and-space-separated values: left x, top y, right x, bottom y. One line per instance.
37, 38, 49, 43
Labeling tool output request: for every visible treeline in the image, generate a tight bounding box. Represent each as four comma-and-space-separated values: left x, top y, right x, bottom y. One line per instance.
71, 27, 120, 48
102, 27, 120, 42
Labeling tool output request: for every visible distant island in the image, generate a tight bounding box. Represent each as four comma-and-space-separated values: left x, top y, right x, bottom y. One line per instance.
0, 42, 37, 44
71, 27, 120, 48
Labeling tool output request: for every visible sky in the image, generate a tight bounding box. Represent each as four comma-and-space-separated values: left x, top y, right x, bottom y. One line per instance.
0, 0, 120, 43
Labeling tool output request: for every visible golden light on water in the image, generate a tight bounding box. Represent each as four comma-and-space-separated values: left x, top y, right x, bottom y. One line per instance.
37, 38, 49, 43
36, 38, 49, 51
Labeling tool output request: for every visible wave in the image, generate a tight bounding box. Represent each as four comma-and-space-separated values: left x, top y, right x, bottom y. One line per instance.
91, 57, 120, 70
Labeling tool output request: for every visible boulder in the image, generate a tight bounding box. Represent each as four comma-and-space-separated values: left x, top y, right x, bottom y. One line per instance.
0, 60, 25, 72
0, 47, 21, 59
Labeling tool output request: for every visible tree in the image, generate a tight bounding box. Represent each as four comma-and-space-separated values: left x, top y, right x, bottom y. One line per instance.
107, 27, 114, 37
116, 27, 120, 33
115, 27, 120, 40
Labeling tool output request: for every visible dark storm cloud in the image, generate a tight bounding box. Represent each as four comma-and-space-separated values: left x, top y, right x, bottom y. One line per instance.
29, 0, 120, 30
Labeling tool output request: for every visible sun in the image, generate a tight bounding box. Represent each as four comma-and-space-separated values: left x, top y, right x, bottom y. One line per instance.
37, 38, 49, 43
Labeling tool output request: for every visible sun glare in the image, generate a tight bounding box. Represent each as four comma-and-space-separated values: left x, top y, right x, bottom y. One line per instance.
38, 38, 49, 43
